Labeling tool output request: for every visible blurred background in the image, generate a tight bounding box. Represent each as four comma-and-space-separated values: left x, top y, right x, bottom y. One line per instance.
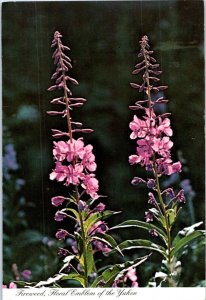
2, 1, 205, 287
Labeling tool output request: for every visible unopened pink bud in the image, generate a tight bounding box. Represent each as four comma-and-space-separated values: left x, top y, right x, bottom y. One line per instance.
47, 85, 57, 91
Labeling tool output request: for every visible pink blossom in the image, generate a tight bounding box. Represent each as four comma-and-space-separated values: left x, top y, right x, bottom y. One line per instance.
126, 267, 138, 282
152, 136, 173, 157
132, 281, 139, 287
4, 282, 17, 289
93, 202, 106, 212
82, 145, 97, 172
66, 139, 85, 162
112, 267, 139, 287
21, 269, 31, 280
65, 164, 84, 186
53, 141, 69, 161
129, 115, 148, 139
81, 174, 99, 199
158, 117, 173, 136
88, 221, 108, 235
164, 161, 182, 175
129, 154, 141, 165
50, 162, 68, 182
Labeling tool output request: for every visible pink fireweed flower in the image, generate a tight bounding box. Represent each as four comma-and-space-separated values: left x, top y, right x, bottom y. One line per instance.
50, 162, 68, 182
66, 139, 85, 162
9, 282, 17, 288
51, 196, 65, 206
151, 137, 173, 157
126, 267, 138, 282
157, 117, 173, 136
165, 161, 182, 176
21, 269, 32, 281
129, 154, 141, 165
112, 267, 139, 287
88, 221, 108, 235
65, 164, 84, 186
81, 174, 99, 200
92, 202, 106, 212
53, 141, 69, 161
129, 115, 148, 139
82, 145, 97, 172
3, 282, 17, 289
148, 192, 156, 206
56, 229, 69, 240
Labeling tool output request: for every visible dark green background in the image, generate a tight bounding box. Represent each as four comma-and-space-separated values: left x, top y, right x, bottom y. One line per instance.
3, 0, 205, 285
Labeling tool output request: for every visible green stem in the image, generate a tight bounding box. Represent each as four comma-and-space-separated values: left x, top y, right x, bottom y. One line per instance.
153, 162, 172, 267
75, 187, 89, 288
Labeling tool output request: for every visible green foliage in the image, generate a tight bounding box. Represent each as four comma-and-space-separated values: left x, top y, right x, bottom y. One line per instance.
171, 230, 205, 259
111, 239, 167, 258
91, 255, 150, 287
2, 1, 205, 287
111, 220, 167, 243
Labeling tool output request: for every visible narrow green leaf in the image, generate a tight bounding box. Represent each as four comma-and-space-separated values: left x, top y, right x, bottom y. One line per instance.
61, 273, 85, 287
149, 208, 166, 229
109, 239, 167, 258
63, 208, 80, 222
13, 281, 36, 287
166, 209, 176, 226
172, 221, 203, 246
171, 230, 205, 259
86, 243, 95, 275
91, 255, 149, 287
110, 220, 166, 242
78, 244, 94, 277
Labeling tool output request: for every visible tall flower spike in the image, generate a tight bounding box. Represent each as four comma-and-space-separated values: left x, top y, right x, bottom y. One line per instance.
48, 31, 98, 200
128, 36, 186, 286
129, 35, 181, 176
47, 31, 112, 288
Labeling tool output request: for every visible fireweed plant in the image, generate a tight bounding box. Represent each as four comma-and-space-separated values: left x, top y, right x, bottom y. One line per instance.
33, 31, 149, 288
111, 36, 205, 287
